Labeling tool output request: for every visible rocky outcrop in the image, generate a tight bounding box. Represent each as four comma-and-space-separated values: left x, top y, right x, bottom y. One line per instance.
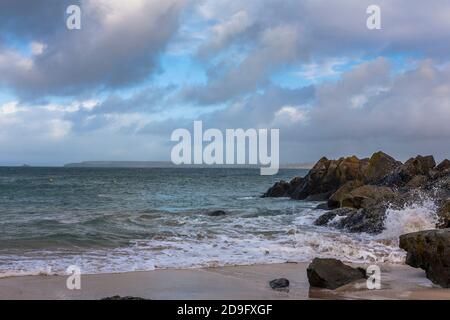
399, 229, 450, 288
290, 156, 369, 200
264, 152, 450, 234
307, 258, 366, 290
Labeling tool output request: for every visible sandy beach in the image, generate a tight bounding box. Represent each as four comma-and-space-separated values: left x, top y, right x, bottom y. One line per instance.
0, 262, 449, 300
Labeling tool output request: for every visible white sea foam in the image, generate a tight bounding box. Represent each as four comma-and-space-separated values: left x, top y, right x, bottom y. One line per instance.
0, 196, 440, 278
379, 195, 438, 240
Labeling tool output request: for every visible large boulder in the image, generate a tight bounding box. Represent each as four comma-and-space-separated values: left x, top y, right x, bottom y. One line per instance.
363, 151, 402, 183
340, 185, 395, 209
291, 156, 369, 200
307, 258, 366, 290
327, 180, 364, 209
399, 229, 450, 288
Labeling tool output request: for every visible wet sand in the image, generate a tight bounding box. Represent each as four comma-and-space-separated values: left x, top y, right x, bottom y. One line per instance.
0, 263, 449, 300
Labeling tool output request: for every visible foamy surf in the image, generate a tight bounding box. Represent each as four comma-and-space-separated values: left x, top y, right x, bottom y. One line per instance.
0, 197, 440, 278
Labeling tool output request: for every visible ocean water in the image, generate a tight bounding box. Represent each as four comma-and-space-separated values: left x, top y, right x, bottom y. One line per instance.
0, 167, 438, 277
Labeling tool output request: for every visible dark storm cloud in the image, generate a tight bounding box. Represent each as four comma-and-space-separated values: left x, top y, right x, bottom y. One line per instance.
0, 0, 184, 99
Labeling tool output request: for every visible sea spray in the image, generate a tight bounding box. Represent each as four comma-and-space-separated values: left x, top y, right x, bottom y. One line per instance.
379, 193, 438, 240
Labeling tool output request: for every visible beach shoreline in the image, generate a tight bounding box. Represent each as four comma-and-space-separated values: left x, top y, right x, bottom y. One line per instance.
1, 262, 449, 300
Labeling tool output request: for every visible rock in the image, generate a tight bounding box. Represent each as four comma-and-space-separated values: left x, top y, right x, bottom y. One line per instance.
386, 155, 436, 186
305, 192, 333, 201
399, 229, 450, 288
315, 202, 330, 210
364, 151, 402, 183
436, 159, 450, 172
101, 295, 146, 300
340, 185, 395, 209
269, 278, 290, 290
437, 200, 450, 228
327, 180, 364, 209
262, 180, 291, 197
207, 210, 227, 216
336, 205, 387, 234
314, 207, 357, 226
287, 176, 304, 194
291, 156, 369, 200
405, 175, 429, 189
262, 177, 304, 198
307, 258, 366, 290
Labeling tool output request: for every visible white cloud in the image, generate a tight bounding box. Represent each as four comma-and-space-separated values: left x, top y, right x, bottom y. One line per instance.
274, 105, 309, 124
30, 42, 46, 55
199, 10, 252, 55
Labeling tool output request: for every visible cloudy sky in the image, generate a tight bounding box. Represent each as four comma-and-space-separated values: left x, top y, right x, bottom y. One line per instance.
1, 0, 449, 165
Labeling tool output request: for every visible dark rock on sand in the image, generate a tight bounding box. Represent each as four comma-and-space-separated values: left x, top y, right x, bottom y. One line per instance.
399, 229, 450, 288
269, 278, 290, 290
314, 207, 356, 226
307, 258, 366, 290
207, 210, 227, 216
101, 295, 146, 300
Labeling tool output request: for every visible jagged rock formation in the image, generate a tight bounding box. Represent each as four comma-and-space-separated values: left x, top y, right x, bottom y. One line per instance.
263, 151, 450, 234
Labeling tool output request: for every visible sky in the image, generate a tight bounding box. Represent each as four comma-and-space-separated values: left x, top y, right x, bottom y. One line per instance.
0, 0, 450, 166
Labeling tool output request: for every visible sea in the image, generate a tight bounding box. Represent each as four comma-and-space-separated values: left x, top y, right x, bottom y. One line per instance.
0, 167, 439, 278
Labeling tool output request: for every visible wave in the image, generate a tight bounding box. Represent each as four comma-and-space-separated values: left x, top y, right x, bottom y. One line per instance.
379, 194, 438, 240
0, 195, 441, 278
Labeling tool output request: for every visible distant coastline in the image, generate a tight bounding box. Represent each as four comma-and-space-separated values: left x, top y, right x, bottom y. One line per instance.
63, 161, 313, 169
